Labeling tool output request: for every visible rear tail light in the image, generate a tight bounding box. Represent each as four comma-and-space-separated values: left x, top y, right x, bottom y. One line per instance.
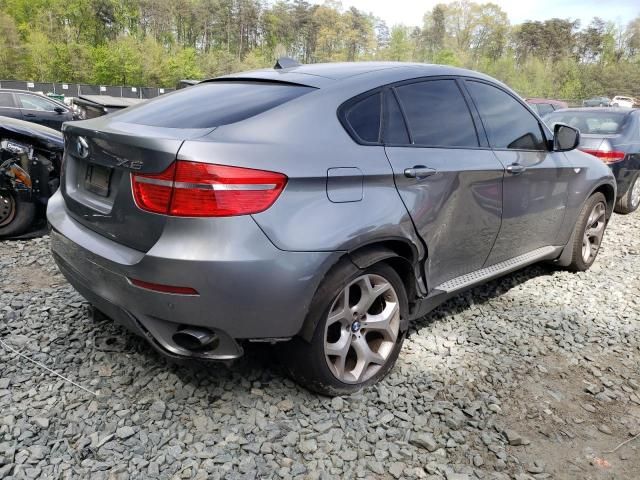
579, 148, 626, 164
132, 161, 287, 217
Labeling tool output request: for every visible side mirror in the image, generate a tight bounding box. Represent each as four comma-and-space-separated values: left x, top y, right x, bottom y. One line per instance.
553, 123, 580, 152
54, 106, 66, 114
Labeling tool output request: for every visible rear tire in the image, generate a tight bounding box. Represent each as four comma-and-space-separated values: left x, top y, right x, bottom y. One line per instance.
563, 193, 608, 272
283, 262, 408, 396
0, 192, 36, 238
614, 173, 640, 215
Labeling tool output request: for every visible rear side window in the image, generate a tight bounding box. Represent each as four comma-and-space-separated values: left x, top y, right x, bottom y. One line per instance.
544, 112, 628, 135
467, 81, 546, 151
115, 81, 315, 128
0, 93, 14, 108
345, 93, 382, 143
394, 80, 479, 147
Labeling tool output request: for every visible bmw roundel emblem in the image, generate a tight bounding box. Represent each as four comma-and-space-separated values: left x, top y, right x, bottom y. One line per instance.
76, 136, 89, 159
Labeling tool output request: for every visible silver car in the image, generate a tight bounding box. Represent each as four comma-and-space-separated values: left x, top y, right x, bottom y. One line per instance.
48, 61, 616, 395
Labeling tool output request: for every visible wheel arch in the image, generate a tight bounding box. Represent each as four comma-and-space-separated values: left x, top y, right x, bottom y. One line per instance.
591, 182, 616, 217
556, 183, 612, 267
298, 239, 422, 342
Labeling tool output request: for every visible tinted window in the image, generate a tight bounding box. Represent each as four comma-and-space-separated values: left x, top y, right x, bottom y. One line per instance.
345, 93, 381, 143
395, 80, 478, 147
0, 93, 14, 108
17, 94, 57, 112
115, 81, 315, 128
382, 91, 409, 144
467, 81, 546, 150
544, 111, 629, 135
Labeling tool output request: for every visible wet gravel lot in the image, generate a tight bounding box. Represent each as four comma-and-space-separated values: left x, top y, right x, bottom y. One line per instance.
1, 212, 639, 480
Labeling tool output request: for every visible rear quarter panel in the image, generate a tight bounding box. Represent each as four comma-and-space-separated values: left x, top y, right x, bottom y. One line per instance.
177, 70, 428, 257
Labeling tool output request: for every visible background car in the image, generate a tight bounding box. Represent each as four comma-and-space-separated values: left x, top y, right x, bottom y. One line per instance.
525, 98, 568, 116
0, 116, 63, 237
0, 89, 74, 130
48, 61, 616, 395
544, 107, 640, 214
72, 95, 145, 120
583, 96, 611, 107
611, 95, 636, 108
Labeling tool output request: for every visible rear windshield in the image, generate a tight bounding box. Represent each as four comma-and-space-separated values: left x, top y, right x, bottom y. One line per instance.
114, 81, 315, 128
544, 112, 629, 135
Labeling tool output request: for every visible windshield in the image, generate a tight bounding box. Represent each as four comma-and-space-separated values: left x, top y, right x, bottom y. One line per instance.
543, 111, 628, 135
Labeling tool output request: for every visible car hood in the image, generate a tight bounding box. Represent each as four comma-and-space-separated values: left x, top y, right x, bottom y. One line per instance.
0, 115, 64, 152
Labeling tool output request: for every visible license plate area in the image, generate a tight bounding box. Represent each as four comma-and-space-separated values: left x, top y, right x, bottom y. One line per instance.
84, 164, 112, 197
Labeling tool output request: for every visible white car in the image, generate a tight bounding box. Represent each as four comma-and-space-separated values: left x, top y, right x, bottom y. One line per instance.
611, 96, 636, 108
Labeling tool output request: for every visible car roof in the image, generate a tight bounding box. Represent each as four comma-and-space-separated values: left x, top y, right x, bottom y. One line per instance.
525, 98, 566, 105
551, 107, 637, 114
213, 62, 497, 88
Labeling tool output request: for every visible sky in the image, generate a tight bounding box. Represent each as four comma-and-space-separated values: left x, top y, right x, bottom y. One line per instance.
310, 0, 639, 28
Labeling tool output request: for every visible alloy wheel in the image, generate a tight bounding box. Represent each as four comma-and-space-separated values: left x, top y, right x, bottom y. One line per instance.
582, 201, 606, 263
324, 274, 400, 384
0, 192, 16, 227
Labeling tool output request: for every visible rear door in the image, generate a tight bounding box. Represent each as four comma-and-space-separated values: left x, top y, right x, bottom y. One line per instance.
464, 80, 572, 266
383, 78, 504, 289
0, 92, 22, 120
15, 93, 69, 130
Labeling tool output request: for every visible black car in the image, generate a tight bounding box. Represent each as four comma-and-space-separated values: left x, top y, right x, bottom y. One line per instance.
0, 116, 63, 237
544, 108, 640, 214
0, 89, 74, 131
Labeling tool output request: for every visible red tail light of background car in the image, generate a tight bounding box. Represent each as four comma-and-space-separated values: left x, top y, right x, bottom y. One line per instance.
579, 148, 626, 164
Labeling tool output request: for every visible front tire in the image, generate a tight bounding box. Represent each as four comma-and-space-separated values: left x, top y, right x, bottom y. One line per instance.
564, 193, 608, 272
0, 192, 36, 238
614, 173, 640, 214
284, 262, 408, 396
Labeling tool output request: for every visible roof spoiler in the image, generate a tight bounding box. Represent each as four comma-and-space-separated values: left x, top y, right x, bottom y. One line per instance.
274, 57, 301, 70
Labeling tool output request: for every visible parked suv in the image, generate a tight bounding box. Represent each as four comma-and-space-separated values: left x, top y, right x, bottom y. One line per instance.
611, 96, 636, 108
48, 62, 616, 395
0, 89, 74, 130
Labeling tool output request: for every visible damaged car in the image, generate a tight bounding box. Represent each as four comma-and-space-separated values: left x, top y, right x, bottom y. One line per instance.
0, 116, 63, 238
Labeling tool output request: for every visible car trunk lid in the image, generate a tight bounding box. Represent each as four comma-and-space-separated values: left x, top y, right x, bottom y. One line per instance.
61, 120, 214, 252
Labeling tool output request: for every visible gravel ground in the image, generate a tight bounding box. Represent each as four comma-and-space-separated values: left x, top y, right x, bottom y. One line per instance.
1, 212, 639, 480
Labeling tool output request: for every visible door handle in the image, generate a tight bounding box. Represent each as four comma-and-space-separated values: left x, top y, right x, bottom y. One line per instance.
506, 163, 526, 175
404, 166, 437, 179
23, 113, 36, 118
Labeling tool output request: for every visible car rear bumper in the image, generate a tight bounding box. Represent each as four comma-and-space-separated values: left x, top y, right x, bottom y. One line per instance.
47, 190, 340, 360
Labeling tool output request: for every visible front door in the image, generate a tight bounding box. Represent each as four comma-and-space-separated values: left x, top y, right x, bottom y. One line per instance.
464, 80, 571, 266
382, 79, 504, 289
15, 93, 66, 130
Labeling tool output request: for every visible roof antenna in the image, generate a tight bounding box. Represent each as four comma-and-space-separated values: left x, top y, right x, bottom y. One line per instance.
274, 57, 301, 70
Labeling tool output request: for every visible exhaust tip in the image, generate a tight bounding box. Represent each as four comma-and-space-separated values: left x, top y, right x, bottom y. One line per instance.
172, 327, 219, 351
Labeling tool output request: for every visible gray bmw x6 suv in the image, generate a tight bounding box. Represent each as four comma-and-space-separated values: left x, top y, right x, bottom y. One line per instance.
48, 61, 616, 395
